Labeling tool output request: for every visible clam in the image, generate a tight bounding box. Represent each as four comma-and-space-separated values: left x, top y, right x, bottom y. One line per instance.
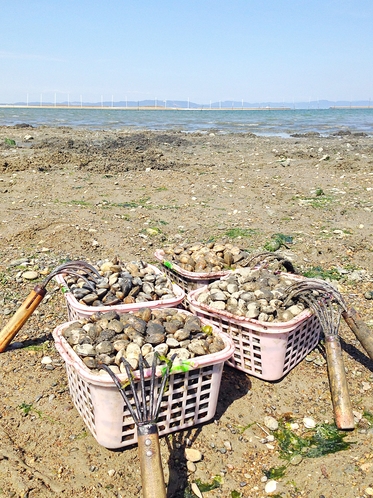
62, 307, 226, 373
159, 241, 250, 273
195, 268, 309, 323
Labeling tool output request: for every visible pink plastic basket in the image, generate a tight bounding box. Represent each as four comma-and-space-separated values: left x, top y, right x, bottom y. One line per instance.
187, 284, 322, 381
55, 264, 185, 321
154, 249, 232, 292
52, 315, 235, 449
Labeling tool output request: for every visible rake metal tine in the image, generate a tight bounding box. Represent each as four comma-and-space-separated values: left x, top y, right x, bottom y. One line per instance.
138, 355, 148, 422
148, 353, 157, 421
99, 363, 140, 424
120, 357, 145, 423
44, 260, 101, 287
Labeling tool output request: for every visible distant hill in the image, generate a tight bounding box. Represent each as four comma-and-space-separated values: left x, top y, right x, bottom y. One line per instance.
6, 99, 373, 109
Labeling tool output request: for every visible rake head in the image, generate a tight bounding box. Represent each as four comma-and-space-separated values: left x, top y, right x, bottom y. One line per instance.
284, 279, 345, 337
42, 260, 101, 290
100, 353, 172, 427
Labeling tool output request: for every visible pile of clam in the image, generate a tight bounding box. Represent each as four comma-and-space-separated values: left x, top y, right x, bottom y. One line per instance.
193, 267, 307, 323
160, 241, 249, 273
62, 308, 226, 373
62, 260, 181, 307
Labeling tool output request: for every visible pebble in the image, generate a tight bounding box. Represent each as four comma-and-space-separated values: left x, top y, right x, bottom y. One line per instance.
265, 480, 277, 494
185, 448, 203, 462
191, 483, 203, 498
186, 461, 196, 472
107, 469, 116, 477
22, 270, 39, 280
366, 488, 373, 496
264, 415, 279, 431
223, 440, 232, 450
41, 356, 53, 364
303, 416, 316, 428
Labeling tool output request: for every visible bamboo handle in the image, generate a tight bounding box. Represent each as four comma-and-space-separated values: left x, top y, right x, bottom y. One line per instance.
342, 308, 373, 361
325, 335, 355, 430
138, 425, 166, 498
0, 285, 46, 352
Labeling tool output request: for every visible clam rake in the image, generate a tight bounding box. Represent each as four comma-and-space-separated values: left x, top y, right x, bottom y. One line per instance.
285, 278, 373, 361
100, 354, 174, 498
284, 280, 355, 430
0, 260, 101, 352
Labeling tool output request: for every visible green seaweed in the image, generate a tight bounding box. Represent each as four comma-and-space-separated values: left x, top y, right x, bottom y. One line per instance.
363, 411, 373, 424
5, 138, 16, 146
264, 233, 293, 251
231, 491, 242, 498
274, 421, 353, 461
18, 402, 42, 418
225, 227, 258, 238
301, 266, 342, 281
194, 475, 222, 491
264, 465, 287, 479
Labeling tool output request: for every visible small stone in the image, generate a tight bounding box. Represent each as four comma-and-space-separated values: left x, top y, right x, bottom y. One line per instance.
107, 469, 116, 477
41, 356, 53, 364
365, 487, 373, 496
22, 270, 39, 280
185, 448, 203, 462
191, 483, 203, 498
303, 417, 316, 428
265, 480, 277, 494
223, 440, 232, 451
263, 416, 279, 431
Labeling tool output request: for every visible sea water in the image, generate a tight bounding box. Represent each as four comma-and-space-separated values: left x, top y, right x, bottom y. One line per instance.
0, 107, 372, 137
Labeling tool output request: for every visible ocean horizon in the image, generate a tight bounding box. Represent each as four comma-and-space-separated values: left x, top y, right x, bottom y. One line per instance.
0, 106, 372, 137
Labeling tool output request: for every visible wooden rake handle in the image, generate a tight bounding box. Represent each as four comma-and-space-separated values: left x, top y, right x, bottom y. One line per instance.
138, 425, 167, 498
325, 335, 354, 430
342, 308, 373, 361
0, 285, 46, 352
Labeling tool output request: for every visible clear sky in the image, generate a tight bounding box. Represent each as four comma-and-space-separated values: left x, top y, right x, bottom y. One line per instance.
1, 0, 372, 104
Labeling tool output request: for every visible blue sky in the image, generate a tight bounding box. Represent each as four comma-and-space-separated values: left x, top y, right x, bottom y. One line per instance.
1, 0, 372, 104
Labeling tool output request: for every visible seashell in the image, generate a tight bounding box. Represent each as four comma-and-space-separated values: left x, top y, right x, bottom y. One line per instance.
126, 343, 141, 358
166, 337, 180, 348
96, 341, 115, 355
74, 344, 96, 357
83, 357, 97, 369
154, 343, 169, 356
224, 251, 234, 266
188, 339, 208, 356
123, 357, 139, 371
82, 293, 99, 304
167, 348, 191, 361
63, 308, 226, 373
113, 340, 129, 352
141, 343, 153, 356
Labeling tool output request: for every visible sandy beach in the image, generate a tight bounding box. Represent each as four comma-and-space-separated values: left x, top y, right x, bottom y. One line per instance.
0, 125, 372, 497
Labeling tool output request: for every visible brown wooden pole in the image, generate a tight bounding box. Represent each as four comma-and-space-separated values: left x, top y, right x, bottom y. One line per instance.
325, 335, 355, 430
138, 425, 167, 498
342, 308, 373, 361
0, 285, 46, 352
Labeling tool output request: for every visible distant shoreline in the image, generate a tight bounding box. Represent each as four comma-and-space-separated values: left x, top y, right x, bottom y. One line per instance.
0, 104, 292, 111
